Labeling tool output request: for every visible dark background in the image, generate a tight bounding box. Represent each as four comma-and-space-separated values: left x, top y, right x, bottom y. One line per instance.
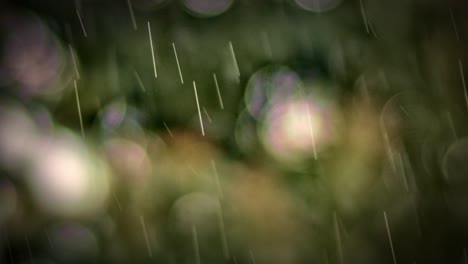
1, 0, 468, 263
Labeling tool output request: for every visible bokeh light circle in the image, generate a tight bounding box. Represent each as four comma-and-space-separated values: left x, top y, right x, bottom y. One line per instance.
379, 92, 431, 145
27, 131, 111, 217
103, 137, 152, 183
234, 110, 260, 156
47, 223, 99, 263
442, 138, 468, 184
293, 0, 342, 13
169, 192, 220, 234
133, 0, 170, 11
0, 102, 39, 170
1, 12, 71, 98
182, 0, 234, 17
259, 95, 331, 163
100, 100, 127, 131
245, 66, 302, 119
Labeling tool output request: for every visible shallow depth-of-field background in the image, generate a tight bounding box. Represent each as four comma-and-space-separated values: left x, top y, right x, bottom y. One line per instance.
1, 0, 468, 263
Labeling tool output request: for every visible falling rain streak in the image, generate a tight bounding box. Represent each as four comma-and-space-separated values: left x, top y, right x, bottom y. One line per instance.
217, 205, 230, 260
173, 42, 184, 84
213, 73, 224, 110
229, 41, 240, 78
140, 216, 152, 258
397, 152, 409, 192
359, 0, 369, 34
163, 122, 174, 137
459, 59, 468, 112
446, 111, 457, 139
369, 21, 379, 38
192, 225, 201, 264
1, 1, 466, 263
113, 193, 123, 211
203, 107, 212, 123
449, 8, 460, 41
211, 160, 223, 198
400, 105, 409, 117
249, 251, 257, 264
334, 212, 344, 264
76, 9, 87, 37
133, 70, 146, 92
384, 211, 397, 264
306, 102, 318, 160
74, 80, 84, 138
381, 122, 397, 173
69, 44, 80, 79
193, 81, 205, 136
126, 0, 137, 30
147, 22, 158, 78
